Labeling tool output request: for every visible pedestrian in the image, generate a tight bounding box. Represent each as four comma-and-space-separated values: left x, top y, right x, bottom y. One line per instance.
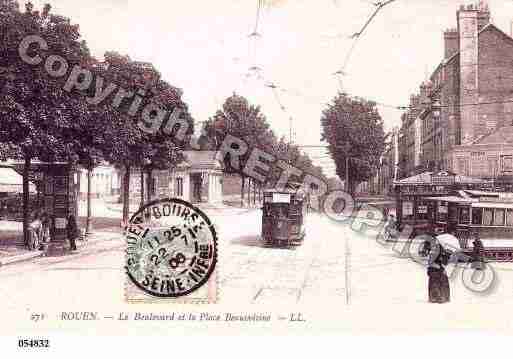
383, 213, 396, 241
66, 215, 79, 251
27, 212, 42, 251
471, 232, 485, 270
427, 237, 450, 303
40, 212, 51, 247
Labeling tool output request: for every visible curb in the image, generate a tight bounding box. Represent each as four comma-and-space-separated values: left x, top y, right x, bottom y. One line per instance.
0, 229, 122, 267
0, 251, 43, 266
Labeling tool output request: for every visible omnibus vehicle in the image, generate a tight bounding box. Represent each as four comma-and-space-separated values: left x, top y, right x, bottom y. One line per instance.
261, 186, 307, 248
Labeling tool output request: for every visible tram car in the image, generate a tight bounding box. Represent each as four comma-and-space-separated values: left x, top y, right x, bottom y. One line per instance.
261, 185, 307, 248
425, 191, 513, 262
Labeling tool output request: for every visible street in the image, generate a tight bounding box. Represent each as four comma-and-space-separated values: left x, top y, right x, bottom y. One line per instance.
1, 204, 512, 311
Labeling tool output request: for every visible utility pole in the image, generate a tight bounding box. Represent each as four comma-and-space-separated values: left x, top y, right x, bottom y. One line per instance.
289, 116, 293, 144
345, 154, 350, 305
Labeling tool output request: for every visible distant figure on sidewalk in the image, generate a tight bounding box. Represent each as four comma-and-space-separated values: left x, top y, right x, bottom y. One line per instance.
40, 213, 51, 248
427, 237, 450, 303
66, 215, 79, 251
27, 212, 42, 251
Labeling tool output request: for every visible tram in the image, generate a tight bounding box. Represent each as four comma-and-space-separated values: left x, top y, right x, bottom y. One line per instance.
425, 191, 513, 262
393, 171, 489, 238
261, 185, 307, 248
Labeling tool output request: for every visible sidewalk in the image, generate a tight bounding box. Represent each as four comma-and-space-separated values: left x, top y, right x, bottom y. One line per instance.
0, 219, 121, 266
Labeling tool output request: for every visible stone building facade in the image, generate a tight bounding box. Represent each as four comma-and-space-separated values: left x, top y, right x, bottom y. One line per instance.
451, 126, 513, 190
121, 151, 224, 205
398, 2, 513, 182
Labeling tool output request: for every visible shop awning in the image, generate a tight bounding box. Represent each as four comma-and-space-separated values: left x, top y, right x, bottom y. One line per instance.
0, 167, 36, 193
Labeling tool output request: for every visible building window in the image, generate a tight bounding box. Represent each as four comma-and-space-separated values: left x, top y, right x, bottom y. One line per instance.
488, 156, 498, 176
175, 177, 183, 197
457, 157, 468, 176
501, 155, 513, 173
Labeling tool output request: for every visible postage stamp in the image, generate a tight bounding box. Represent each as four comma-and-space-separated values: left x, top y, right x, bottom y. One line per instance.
125, 198, 218, 303
5, 1, 513, 348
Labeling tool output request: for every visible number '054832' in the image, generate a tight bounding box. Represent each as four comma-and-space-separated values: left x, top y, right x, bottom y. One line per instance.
18, 339, 49, 348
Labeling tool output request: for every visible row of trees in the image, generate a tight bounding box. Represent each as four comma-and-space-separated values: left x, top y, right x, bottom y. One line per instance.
1, 2, 386, 246
200, 93, 328, 205
0, 1, 193, 242
200, 91, 386, 205
320, 93, 386, 196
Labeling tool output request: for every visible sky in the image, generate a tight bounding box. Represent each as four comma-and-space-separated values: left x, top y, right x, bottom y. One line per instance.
28, 0, 513, 178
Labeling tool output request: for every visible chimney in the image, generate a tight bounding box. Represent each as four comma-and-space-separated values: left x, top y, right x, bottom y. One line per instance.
457, 3, 480, 144
444, 28, 459, 59
476, 1, 491, 31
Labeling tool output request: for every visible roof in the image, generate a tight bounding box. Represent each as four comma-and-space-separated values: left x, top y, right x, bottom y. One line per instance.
424, 196, 475, 203
433, 23, 513, 85
394, 171, 489, 186
394, 171, 433, 185
177, 151, 222, 170
464, 190, 500, 197
471, 126, 513, 145
471, 202, 513, 209
263, 188, 298, 194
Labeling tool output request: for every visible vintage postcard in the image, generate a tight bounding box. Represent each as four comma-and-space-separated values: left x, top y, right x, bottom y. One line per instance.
2, 0, 513, 347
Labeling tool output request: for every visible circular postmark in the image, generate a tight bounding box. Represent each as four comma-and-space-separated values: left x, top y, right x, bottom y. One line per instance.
125, 198, 217, 298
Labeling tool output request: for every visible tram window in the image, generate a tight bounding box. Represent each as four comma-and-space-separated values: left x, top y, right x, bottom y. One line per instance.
459, 208, 470, 224
506, 210, 513, 227
494, 209, 506, 226
483, 208, 494, 226
472, 208, 483, 225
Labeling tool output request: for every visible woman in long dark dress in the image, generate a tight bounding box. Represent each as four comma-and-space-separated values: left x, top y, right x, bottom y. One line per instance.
66, 215, 79, 251
427, 238, 450, 303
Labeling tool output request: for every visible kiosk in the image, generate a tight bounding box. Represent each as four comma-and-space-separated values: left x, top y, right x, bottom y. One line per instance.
393, 171, 489, 237
11, 162, 79, 255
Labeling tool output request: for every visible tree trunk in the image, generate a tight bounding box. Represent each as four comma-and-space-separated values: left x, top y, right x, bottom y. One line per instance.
139, 169, 145, 209
240, 176, 245, 207
253, 180, 257, 205
22, 155, 31, 247
122, 166, 131, 225
85, 167, 92, 235
147, 167, 153, 203
246, 178, 250, 206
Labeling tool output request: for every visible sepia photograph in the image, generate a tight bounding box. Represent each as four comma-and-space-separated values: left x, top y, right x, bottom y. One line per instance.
1, 0, 513, 353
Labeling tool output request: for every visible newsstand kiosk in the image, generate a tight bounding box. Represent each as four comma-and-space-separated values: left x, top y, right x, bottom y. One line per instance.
12, 162, 79, 255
